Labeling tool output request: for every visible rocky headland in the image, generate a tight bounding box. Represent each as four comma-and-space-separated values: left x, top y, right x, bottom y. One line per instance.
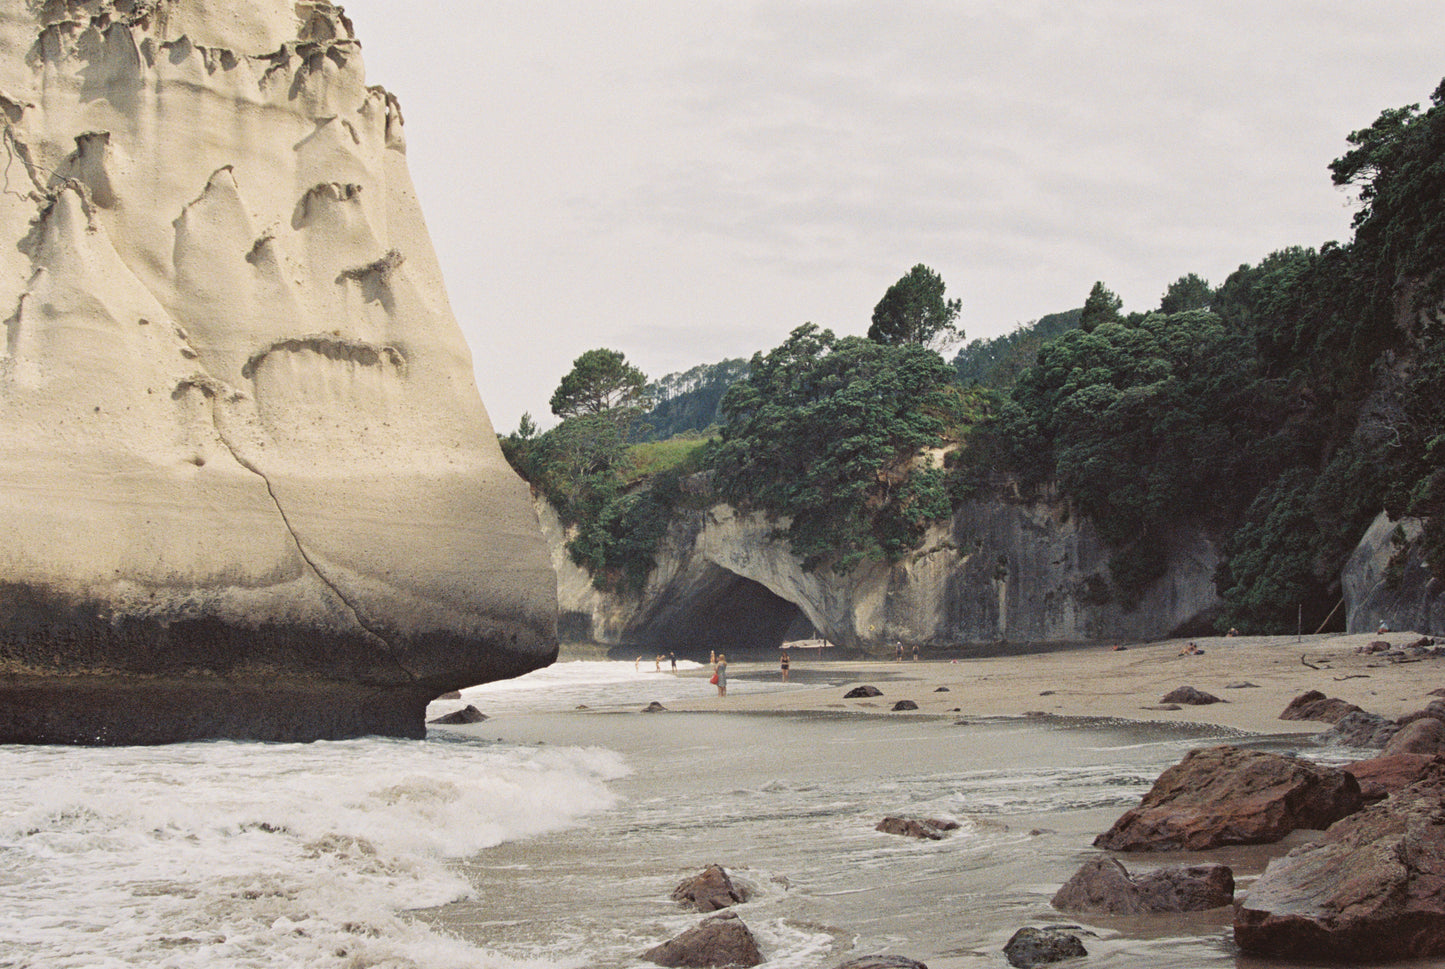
0, 1, 555, 743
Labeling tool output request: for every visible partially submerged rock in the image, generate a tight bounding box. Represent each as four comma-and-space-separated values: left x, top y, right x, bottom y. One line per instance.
672, 864, 748, 912
876, 817, 960, 840
642, 911, 762, 968
1003, 927, 1088, 968
428, 705, 487, 725
845, 685, 884, 699
1234, 761, 1445, 961
831, 957, 927, 969
1051, 856, 1233, 915
1093, 745, 1362, 851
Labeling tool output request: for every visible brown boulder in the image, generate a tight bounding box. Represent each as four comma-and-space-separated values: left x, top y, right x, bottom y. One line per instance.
1093, 745, 1362, 851
1234, 761, 1445, 961
1279, 690, 1363, 724
1383, 716, 1445, 756
876, 817, 960, 840
1396, 699, 1445, 729
1345, 753, 1441, 801
672, 864, 748, 913
1051, 856, 1233, 915
643, 911, 762, 968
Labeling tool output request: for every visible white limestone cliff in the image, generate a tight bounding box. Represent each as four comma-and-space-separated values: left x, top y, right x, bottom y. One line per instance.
0, 1, 556, 742
547, 492, 1220, 655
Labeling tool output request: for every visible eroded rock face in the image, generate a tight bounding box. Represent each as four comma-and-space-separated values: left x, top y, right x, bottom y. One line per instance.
548, 493, 1220, 654
1093, 746, 1363, 851
1234, 760, 1445, 961
0, 1, 555, 743
1343, 512, 1445, 636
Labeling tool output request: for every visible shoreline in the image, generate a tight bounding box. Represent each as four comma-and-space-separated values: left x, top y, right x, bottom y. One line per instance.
647, 631, 1444, 737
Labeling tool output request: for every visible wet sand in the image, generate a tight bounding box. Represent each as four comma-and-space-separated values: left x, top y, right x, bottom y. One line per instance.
667, 631, 1445, 735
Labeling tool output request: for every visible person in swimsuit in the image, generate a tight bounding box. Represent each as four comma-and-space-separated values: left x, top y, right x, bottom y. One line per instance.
780, 650, 790, 682
714, 654, 727, 697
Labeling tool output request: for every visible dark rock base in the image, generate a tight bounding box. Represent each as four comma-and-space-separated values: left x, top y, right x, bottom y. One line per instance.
0, 675, 440, 745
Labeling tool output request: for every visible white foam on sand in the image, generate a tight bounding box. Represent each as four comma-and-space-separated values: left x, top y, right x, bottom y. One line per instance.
0, 737, 627, 968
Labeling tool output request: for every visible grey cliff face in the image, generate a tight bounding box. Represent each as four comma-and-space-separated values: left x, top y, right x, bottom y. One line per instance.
546, 492, 1219, 654
1343, 512, 1445, 636
0, 1, 556, 743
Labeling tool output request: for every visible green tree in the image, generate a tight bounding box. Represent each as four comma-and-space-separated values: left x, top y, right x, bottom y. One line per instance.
1159, 273, 1212, 314
868, 264, 962, 349
1078, 281, 1123, 332
710, 323, 969, 571
549, 348, 650, 419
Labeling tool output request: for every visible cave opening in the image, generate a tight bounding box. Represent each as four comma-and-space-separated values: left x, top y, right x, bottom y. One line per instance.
602, 563, 814, 661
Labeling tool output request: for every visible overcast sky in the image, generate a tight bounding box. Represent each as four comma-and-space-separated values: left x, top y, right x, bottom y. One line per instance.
339, 1, 1443, 434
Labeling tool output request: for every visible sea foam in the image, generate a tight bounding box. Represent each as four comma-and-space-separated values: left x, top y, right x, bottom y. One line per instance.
0, 736, 627, 968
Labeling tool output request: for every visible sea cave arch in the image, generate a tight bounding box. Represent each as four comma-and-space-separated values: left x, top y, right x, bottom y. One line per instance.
614, 561, 815, 659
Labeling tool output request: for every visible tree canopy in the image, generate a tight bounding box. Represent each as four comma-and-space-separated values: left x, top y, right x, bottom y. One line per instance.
711, 324, 972, 571
549, 348, 649, 418
868, 264, 962, 348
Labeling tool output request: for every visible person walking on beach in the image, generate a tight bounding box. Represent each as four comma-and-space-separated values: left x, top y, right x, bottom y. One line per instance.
713, 654, 727, 697
780, 650, 790, 682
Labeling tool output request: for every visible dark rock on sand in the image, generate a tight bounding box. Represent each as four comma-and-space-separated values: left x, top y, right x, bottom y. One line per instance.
1051, 856, 1233, 915
1234, 760, 1445, 962
877, 817, 960, 840
1003, 926, 1088, 968
892, 700, 919, 711
831, 957, 928, 969
1279, 690, 1364, 724
845, 685, 883, 699
1345, 753, 1440, 801
1093, 745, 1362, 851
672, 864, 748, 912
934, 686, 951, 692
643, 911, 762, 968
427, 705, 487, 725
1319, 710, 1399, 748
643, 701, 668, 713
1161, 686, 1222, 705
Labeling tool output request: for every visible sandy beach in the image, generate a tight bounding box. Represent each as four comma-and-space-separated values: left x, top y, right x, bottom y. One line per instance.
668, 631, 1445, 736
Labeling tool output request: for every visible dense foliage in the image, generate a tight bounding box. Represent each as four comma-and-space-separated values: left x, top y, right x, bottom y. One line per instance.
952, 308, 1081, 389
969, 78, 1445, 629
710, 324, 976, 572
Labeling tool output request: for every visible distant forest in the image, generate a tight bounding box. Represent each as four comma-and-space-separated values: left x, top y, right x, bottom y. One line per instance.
503, 78, 1445, 635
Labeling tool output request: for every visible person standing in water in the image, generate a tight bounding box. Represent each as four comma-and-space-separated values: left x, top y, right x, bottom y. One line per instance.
714, 654, 727, 697
780, 650, 790, 682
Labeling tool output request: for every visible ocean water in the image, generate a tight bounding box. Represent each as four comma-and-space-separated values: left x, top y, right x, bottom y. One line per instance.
1, 660, 1437, 969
